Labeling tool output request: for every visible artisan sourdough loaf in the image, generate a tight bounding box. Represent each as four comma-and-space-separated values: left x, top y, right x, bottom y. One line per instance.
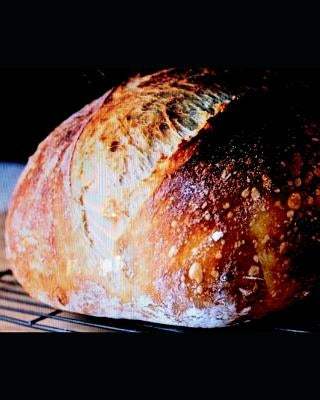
5, 69, 320, 327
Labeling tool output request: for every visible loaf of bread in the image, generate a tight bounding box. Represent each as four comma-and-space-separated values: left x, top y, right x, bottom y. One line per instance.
5, 68, 320, 328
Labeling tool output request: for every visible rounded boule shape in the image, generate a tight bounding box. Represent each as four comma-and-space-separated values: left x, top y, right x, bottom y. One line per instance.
5, 68, 320, 328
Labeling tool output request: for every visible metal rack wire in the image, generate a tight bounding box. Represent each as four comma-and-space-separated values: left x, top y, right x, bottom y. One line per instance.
1, 268, 320, 333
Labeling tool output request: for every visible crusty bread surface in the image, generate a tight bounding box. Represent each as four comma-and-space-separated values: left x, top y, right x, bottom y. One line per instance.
5, 69, 320, 327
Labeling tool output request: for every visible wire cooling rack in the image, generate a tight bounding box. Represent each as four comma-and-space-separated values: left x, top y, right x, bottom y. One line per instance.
1, 268, 320, 333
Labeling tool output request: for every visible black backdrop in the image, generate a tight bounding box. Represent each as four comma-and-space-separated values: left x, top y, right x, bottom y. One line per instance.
1, 68, 320, 164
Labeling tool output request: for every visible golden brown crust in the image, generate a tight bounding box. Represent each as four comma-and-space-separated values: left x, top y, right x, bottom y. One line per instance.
5, 69, 320, 327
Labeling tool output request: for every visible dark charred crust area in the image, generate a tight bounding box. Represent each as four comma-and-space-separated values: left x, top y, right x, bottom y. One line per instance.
109, 140, 120, 152
148, 77, 320, 321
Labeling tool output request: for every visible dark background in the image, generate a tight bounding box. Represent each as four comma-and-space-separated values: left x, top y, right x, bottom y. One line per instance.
1, 68, 320, 164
